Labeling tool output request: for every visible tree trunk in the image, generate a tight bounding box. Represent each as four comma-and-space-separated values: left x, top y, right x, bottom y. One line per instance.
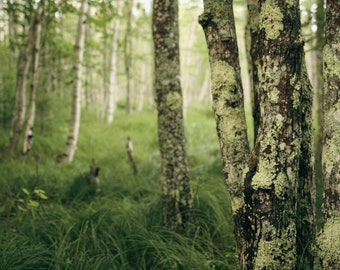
22, 2, 43, 155
199, 1, 250, 267
152, 0, 192, 232
63, 0, 87, 163
124, 0, 134, 115
246, 1, 315, 268
318, 2, 340, 269
107, 0, 122, 123
9, 4, 39, 156
201, 0, 315, 268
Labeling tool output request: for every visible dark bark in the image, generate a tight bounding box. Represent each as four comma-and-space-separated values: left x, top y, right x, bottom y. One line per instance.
152, 0, 192, 232
318, 2, 340, 268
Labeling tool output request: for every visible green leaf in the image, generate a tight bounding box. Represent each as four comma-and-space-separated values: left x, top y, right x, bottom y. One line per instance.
28, 200, 39, 208
34, 189, 48, 200
22, 188, 30, 195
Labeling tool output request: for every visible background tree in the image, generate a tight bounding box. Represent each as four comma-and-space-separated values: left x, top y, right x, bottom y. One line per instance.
63, 0, 88, 162
106, 0, 122, 124
124, 0, 134, 115
9, 2, 42, 156
22, 2, 43, 155
152, 0, 192, 232
317, 1, 340, 268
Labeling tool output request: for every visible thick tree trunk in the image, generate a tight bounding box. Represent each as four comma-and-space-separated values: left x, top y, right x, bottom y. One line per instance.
152, 0, 192, 232
246, 1, 315, 268
199, 1, 250, 267
63, 0, 87, 162
318, 2, 340, 269
107, 0, 122, 123
22, 3, 43, 155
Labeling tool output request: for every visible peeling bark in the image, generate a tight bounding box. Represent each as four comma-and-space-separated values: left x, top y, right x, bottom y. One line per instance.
152, 0, 192, 232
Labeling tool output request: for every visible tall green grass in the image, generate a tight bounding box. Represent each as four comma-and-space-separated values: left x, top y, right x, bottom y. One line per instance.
0, 106, 237, 269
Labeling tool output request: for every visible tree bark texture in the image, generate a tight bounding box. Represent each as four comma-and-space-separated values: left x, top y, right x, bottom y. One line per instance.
22, 2, 43, 155
318, 2, 340, 268
246, 1, 315, 268
63, 0, 87, 162
199, 0, 250, 267
9, 3, 40, 156
152, 0, 192, 232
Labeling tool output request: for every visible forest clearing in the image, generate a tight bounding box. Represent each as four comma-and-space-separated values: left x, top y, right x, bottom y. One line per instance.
0, 0, 339, 269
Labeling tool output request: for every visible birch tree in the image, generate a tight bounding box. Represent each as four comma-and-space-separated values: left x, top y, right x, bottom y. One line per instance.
124, 0, 134, 115
63, 0, 88, 162
22, 2, 43, 155
106, 0, 122, 124
9, 3, 40, 156
152, 0, 192, 232
318, 2, 340, 268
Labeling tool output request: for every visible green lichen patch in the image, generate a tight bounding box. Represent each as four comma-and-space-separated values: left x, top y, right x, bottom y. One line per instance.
211, 60, 236, 97
165, 92, 182, 110
259, 0, 283, 40
255, 222, 296, 269
252, 159, 276, 190
270, 87, 280, 103
323, 44, 340, 79
317, 217, 340, 269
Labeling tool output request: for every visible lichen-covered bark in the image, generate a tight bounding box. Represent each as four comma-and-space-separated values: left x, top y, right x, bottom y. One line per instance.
245, 0, 314, 268
199, 0, 250, 267
152, 0, 192, 232
318, 2, 340, 269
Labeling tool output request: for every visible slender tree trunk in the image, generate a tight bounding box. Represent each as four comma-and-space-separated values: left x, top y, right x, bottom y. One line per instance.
22, 2, 43, 155
152, 0, 192, 232
63, 0, 87, 162
124, 0, 134, 115
107, 0, 122, 123
314, 0, 325, 229
199, 1, 250, 267
137, 41, 148, 112
318, 2, 340, 269
9, 4, 39, 156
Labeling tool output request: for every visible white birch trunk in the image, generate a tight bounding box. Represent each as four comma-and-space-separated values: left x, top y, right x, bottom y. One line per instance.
124, 0, 134, 115
137, 41, 148, 111
22, 3, 42, 155
9, 6, 38, 155
63, 0, 88, 162
106, 0, 122, 124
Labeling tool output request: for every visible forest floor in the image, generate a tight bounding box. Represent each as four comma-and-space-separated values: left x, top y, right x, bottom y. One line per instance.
0, 106, 238, 269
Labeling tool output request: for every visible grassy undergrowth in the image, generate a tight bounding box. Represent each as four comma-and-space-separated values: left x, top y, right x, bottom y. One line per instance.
0, 106, 237, 269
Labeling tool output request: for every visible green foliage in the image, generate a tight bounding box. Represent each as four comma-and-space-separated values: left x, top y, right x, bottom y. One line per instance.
0, 107, 237, 269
